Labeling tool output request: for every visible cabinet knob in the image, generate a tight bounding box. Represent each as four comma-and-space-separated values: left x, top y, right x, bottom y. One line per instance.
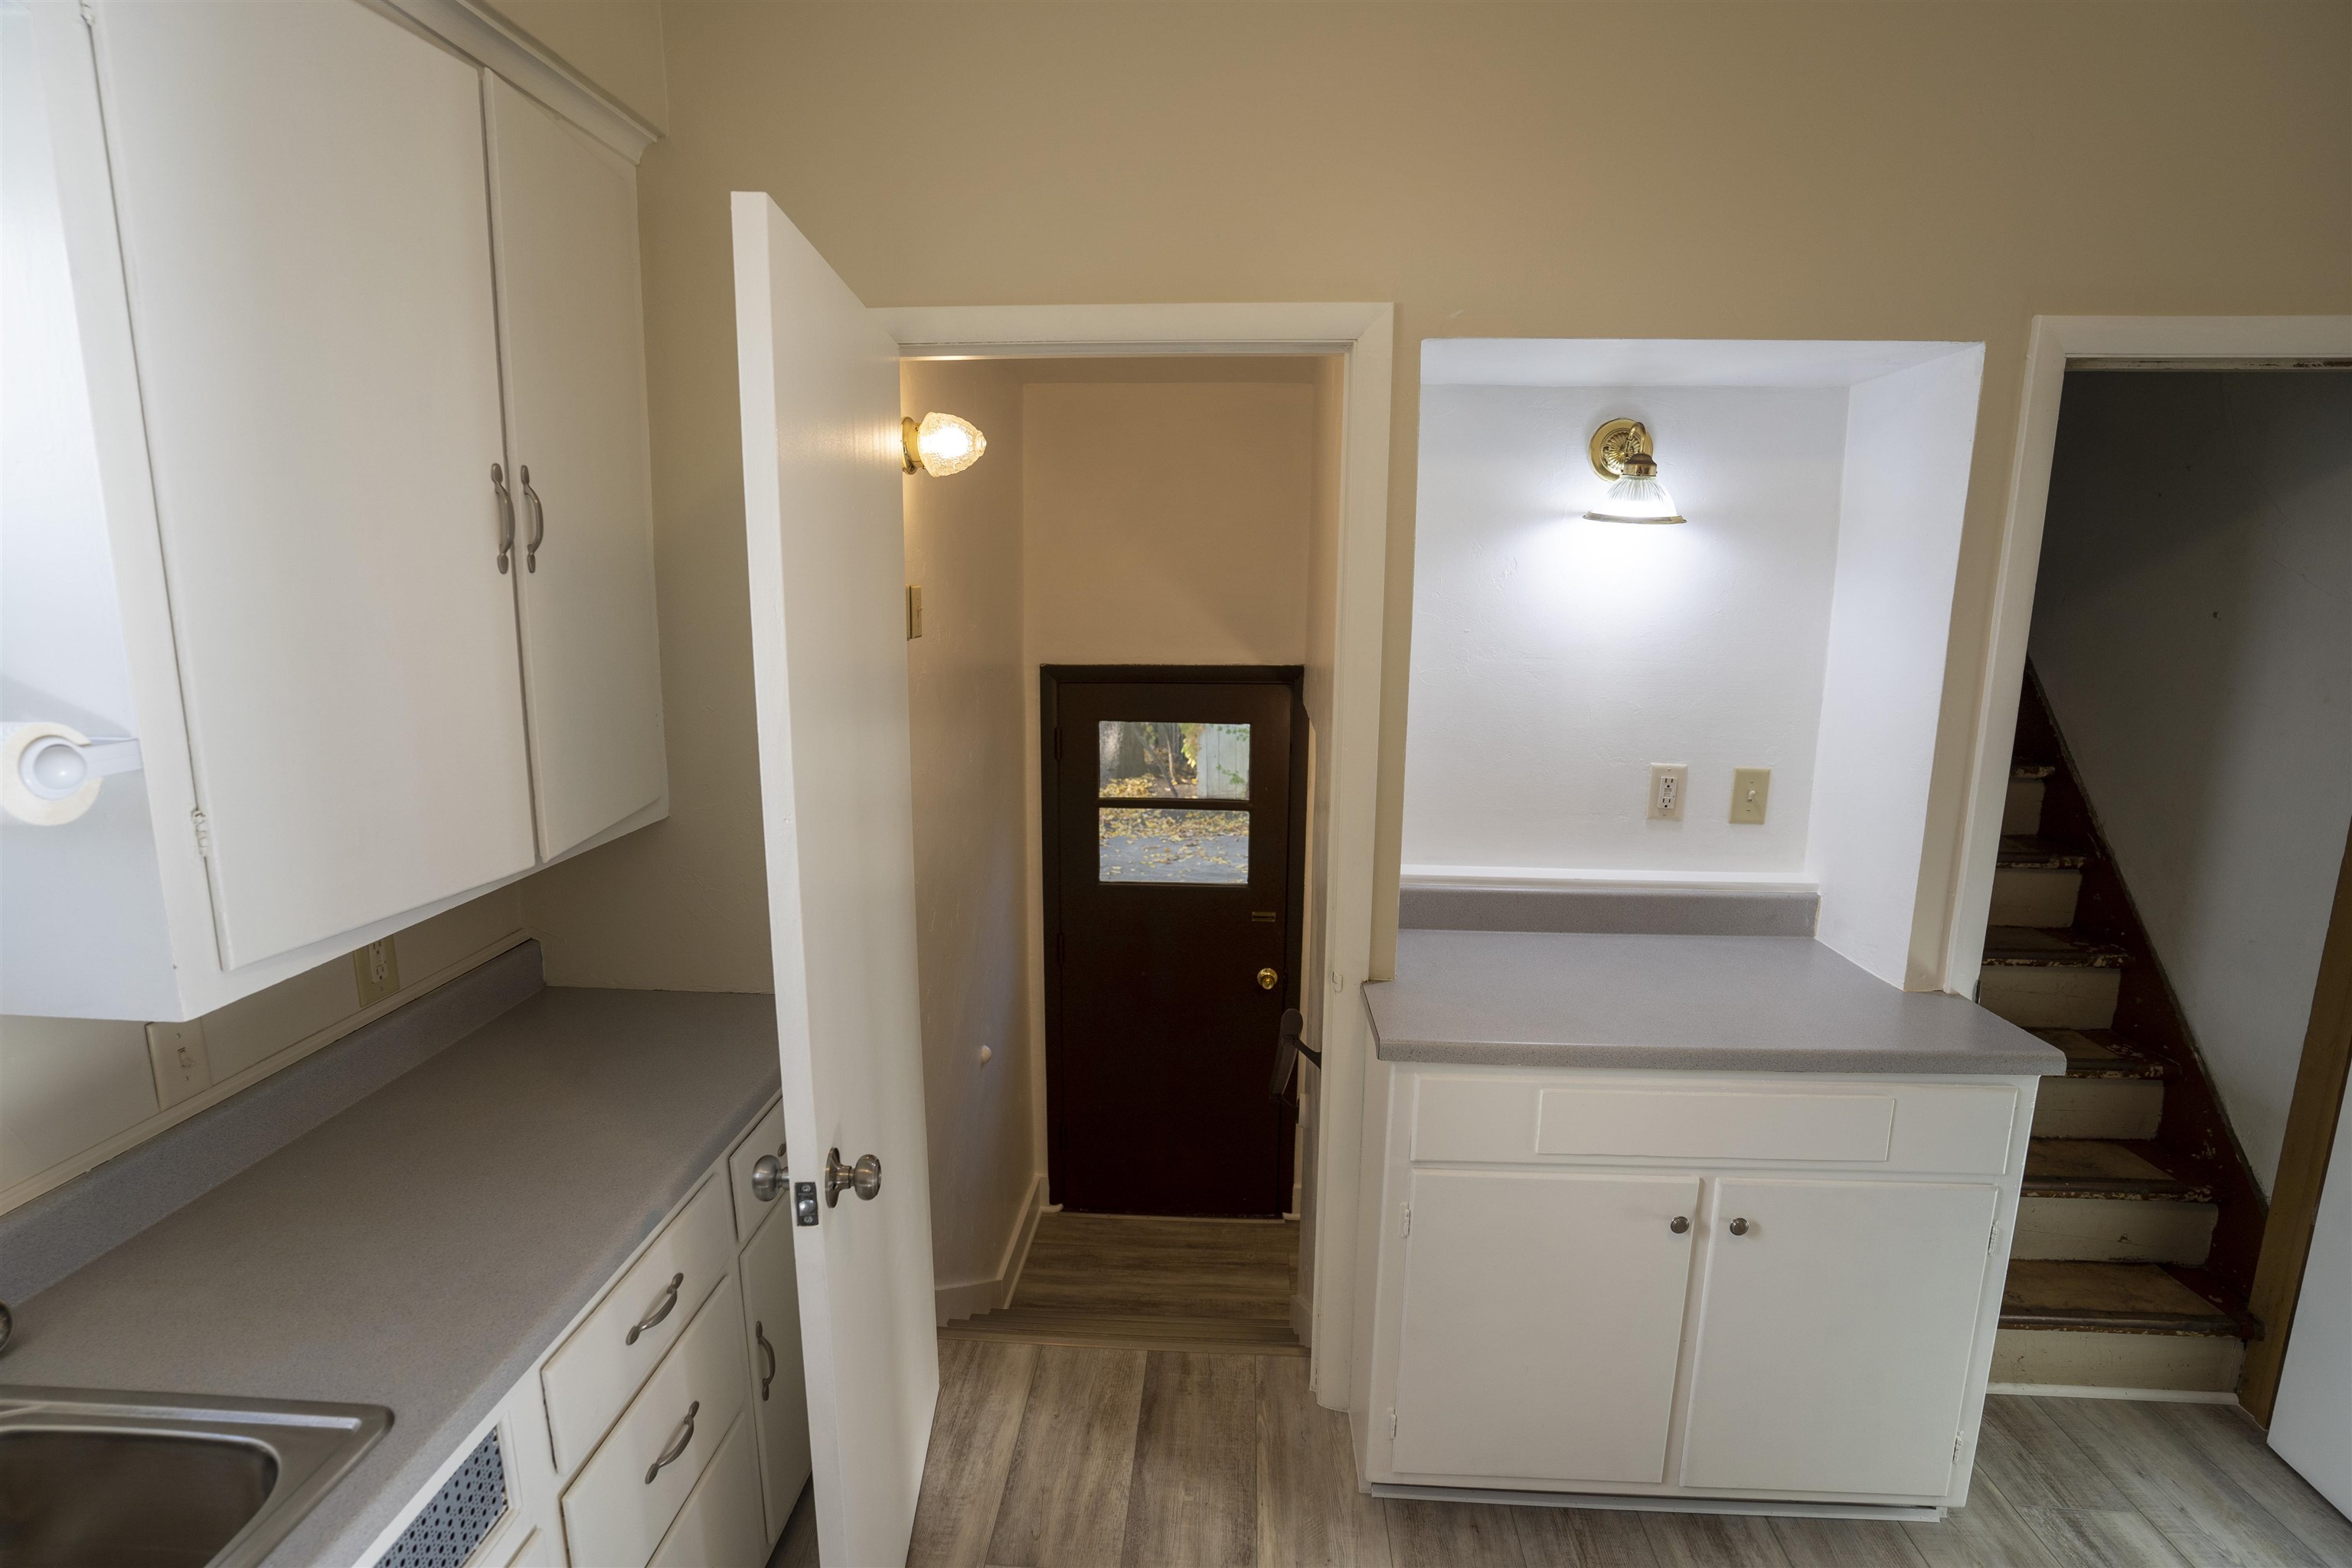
1669, 1216, 1690, 1234
1728, 1217, 1751, 1236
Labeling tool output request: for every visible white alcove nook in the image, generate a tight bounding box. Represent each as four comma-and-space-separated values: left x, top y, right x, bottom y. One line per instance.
1403, 338, 1987, 988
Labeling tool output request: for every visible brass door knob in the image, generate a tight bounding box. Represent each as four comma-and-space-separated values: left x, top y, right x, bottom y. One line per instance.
1256, 967, 1279, 991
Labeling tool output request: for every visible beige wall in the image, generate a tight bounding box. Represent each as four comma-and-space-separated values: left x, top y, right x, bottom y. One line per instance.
1, 887, 524, 1213
513, 1, 2348, 999
900, 358, 1037, 1305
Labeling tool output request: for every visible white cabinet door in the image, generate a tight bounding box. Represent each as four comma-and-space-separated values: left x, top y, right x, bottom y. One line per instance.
648, 1413, 769, 1568
740, 1194, 813, 1541
733, 191, 939, 1566
90, 0, 534, 967
485, 77, 666, 861
1392, 1169, 1699, 1485
1681, 1179, 1998, 1498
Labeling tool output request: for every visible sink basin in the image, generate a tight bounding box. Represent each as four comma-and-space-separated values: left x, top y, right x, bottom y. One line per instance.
0, 1387, 390, 1568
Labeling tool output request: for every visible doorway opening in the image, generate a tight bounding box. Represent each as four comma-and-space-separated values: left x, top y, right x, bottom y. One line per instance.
899, 352, 1353, 1361
1959, 348, 2350, 1431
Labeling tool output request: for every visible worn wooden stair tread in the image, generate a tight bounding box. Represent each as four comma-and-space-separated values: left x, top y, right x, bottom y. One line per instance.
2024, 1138, 2210, 1200
2000, 1262, 2244, 1335
1982, 926, 2131, 968
1997, 835, 2089, 870
937, 1308, 1305, 1356
2034, 1028, 2165, 1079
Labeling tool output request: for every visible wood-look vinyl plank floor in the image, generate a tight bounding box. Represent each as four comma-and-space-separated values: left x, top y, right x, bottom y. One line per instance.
884, 1352, 2352, 1568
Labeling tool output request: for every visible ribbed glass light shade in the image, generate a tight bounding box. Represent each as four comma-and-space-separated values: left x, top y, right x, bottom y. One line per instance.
1583, 472, 1685, 524
913, 411, 987, 477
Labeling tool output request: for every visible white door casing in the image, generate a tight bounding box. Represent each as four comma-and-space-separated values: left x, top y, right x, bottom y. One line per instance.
484, 76, 666, 860
1680, 1178, 1998, 1498
731, 191, 939, 1567
89, 0, 534, 967
1393, 1169, 1699, 1484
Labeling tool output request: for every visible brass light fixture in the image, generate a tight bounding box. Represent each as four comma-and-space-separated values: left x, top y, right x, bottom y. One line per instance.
901, 412, 987, 478
1583, 417, 1686, 524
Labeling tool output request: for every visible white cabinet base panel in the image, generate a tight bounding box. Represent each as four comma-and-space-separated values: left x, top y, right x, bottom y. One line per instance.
1370, 1483, 1942, 1524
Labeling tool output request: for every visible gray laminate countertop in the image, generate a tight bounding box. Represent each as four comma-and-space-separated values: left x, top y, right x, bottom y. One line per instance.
0, 986, 780, 1568
1366, 930, 2064, 1076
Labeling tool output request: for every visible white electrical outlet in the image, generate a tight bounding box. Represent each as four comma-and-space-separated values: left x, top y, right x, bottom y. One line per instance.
146, 1020, 213, 1109
1648, 764, 1688, 821
353, 936, 400, 1007
1730, 766, 1772, 825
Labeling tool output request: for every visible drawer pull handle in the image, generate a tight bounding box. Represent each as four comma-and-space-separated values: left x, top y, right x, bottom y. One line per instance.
1668, 1216, 1690, 1234
1728, 1217, 1751, 1236
520, 464, 547, 573
757, 1321, 776, 1400
490, 464, 516, 575
644, 1400, 700, 1484
626, 1272, 686, 1345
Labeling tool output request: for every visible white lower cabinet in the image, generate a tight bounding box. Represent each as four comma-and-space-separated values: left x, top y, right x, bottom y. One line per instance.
738, 1178, 814, 1540
648, 1413, 770, 1568
1368, 1068, 2033, 1511
1679, 1179, 1999, 1498
369, 1099, 808, 1567
1393, 1170, 1697, 1484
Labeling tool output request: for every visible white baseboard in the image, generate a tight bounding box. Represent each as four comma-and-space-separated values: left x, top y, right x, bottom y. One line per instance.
1988, 1382, 2243, 1405
1371, 1484, 1940, 1524
1289, 1292, 1313, 1348
935, 1172, 1049, 1326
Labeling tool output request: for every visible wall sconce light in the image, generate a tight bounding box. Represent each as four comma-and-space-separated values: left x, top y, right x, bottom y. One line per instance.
902, 412, 987, 478
1583, 418, 1686, 524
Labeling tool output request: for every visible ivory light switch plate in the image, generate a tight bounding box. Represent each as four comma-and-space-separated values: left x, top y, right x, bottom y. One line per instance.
1648, 764, 1687, 821
146, 1020, 213, 1109
1730, 766, 1772, 824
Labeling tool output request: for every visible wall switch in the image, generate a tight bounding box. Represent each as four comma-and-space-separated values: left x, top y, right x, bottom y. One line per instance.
146, 1020, 213, 1109
1730, 766, 1772, 824
354, 936, 400, 1007
1648, 764, 1688, 821
906, 584, 923, 639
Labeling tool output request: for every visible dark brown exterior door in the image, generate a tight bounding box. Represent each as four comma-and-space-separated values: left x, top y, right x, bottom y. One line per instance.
1043, 667, 1305, 1216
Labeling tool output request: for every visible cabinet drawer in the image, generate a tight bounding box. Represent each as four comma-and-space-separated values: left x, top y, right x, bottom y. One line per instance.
648, 1411, 768, 1568
561, 1272, 750, 1568
544, 1176, 733, 1474
727, 1098, 789, 1244
1412, 1076, 2019, 1174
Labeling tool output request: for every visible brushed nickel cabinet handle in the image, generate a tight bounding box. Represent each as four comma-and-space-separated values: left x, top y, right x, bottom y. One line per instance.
643, 1400, 699, 1484
625, 1272, 685, 1345
757, 1321, 776, 1400
490, 464, 516, 574
519, 464, 545, 573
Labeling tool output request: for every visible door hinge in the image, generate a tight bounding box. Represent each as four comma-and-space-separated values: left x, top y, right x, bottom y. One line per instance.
190, 808, 212, 858
1400, 1201, 1411, 1237
1388, 1408, 1398, 1438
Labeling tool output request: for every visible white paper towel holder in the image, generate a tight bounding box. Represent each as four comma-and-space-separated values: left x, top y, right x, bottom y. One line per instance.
2, 722, 145, 825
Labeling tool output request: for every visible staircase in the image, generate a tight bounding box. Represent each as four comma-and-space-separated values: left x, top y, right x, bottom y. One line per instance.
1981, 671, 2265, 1395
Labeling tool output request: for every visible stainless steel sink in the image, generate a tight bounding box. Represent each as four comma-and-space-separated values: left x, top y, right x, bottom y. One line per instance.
0, 1386, 391, 1568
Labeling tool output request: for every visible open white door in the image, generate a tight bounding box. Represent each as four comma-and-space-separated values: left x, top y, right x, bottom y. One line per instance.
731, 191, 938, 1566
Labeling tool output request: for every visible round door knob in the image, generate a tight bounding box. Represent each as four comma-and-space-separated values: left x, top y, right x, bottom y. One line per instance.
1256, 967, 1279, 991
1669, 1215, 1690, 1234
825, 1147, 883, 1206
751, 1153, 785, 1203
1728, 1217, 1750, 1236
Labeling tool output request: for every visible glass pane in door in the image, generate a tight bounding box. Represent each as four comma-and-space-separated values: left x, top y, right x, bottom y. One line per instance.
1099, 808, 1250, 884
1097, 722, 1250, 800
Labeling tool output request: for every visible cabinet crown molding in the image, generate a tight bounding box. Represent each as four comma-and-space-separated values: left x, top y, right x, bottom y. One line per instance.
374, 0, 662, 163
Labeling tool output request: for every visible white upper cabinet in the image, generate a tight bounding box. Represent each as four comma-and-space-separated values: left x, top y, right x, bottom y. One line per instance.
0, 0, 664, 1018
91, 0, 536, 968
485, 79, 667, 859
